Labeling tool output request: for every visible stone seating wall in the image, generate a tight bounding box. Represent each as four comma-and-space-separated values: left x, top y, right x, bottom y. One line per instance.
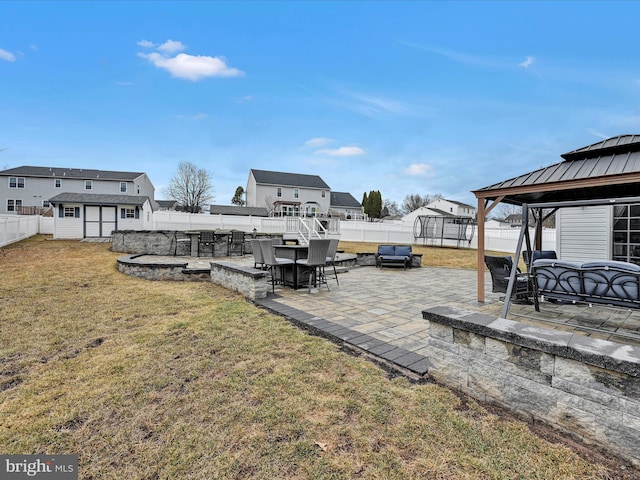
422, 305, 640, 467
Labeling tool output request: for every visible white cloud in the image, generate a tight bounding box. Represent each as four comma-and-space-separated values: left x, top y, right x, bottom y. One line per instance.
157, 39, 185, 54
29, 45, 38, 51
0, 48, 16, 62
315, 146, 365, 156
403, 163, 432, 176
138, 52, 244, 81
137, 39, 155, 48
138, 39, 244, 81
519, 56, 535, 68
305, 137, 333, 147
115, 81, 133, 87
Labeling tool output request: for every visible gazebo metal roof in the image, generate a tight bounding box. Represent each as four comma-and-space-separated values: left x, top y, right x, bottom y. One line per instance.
472, 134, 640, 206
472, 134, 640, 303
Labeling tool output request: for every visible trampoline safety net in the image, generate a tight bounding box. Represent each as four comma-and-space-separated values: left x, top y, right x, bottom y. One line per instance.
413, 215, 475, 248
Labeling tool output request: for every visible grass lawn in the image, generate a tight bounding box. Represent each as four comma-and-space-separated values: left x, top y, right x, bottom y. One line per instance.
0, 236, 634, 479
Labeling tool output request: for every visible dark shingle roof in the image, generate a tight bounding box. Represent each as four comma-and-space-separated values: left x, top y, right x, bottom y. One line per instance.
0, 166, 144, 181
156, 200, 178, 208
330, 192, 361, 208
48, 193, 150, 206
250, 169, 330, 189
473, 134, 640, 205
210, 205, 269, 216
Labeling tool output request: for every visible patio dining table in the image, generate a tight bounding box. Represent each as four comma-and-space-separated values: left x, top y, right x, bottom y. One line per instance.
273, 244, 308, 290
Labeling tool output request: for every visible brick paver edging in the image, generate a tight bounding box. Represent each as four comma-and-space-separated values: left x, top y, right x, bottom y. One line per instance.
255, 297, 432, 376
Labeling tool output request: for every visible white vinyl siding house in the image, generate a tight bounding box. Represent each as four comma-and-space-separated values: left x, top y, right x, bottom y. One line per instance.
0, 166, 155, 215
426, 198, 476, 218
246, 169, 331, 216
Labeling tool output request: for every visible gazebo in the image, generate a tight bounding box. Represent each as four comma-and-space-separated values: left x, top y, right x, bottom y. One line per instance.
472, 134, 640, 306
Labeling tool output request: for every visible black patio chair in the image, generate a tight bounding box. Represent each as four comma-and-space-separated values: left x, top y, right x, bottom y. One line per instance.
484, 255, 531, 304
228, 231, 245, 256
198, 231, 215, 256
522, 250, 557, 272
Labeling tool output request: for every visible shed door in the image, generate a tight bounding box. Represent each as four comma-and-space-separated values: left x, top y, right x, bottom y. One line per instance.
84, 206, 117, 238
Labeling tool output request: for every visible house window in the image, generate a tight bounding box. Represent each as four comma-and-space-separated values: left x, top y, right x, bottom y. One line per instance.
322, 191, 326, 198
7, 199, 22, 212
121, 207, 140, 219
294, 188, 299, 199
85, 180, 93, 190
612, 204, 640, 265
9, 177, 25, 188
120, 182, 127, 193
276, 187, 282, 198
59, 206, 80, 218
42, 200, 50, 208
54, 179, 62, 188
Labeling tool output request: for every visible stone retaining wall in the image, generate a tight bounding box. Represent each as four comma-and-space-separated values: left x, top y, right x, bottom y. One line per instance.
422, 305, 640, 467
112, 231, 192, 256
112, 230, 283, 257
116, 255, 191, 281
210, 261, 270, 300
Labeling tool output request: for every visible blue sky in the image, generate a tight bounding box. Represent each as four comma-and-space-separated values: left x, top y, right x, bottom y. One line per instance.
2, 1, 640, 208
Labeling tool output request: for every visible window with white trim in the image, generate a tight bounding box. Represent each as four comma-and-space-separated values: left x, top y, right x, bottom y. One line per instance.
120, 182, 127, 193
7, 199, 22, 212
321, 190, 326, 198
54, 179, 62, 188
276, 187, 282, 197
124, 208, 135, 218
64, 207, 76, 217
85, 180, 93, 190
42, 200, 50, 208
9, 177, 25, 188
294, 188, 299, 199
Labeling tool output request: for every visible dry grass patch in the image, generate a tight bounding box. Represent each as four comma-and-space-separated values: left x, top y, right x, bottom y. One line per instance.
0, 236, 633, 479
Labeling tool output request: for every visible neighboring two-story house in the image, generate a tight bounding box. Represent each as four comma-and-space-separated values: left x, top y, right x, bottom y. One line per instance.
245, 169, 332, 217
426, 198, 476, 218
0, 166, 156, 238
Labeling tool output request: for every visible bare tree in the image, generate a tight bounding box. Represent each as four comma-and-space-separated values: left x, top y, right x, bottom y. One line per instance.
383, 199, 401, 217
401, 193, 442, 214
163, 161, 214, 213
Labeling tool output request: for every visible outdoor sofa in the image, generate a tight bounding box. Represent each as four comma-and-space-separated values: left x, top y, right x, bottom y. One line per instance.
532, 259, 640, 309
376, 245, 413, 269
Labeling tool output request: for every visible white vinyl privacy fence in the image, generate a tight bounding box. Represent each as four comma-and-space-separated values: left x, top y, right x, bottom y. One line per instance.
0, 215, 54, 247
0, 211, 555, 254
150, 212, 556, 254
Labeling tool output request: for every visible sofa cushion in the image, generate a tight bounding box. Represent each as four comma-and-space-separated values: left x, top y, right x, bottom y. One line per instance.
581, 261, 640, 302
533, 259, 583, 300
581, 260, 640, 272
378, 245, 395, 256
395, 246, 411, 257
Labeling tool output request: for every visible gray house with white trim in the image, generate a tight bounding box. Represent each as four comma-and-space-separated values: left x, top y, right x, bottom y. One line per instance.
0, 166, 155, 215
246, 169, 331, 217
329, 192, 362, 219
0, 166, 157, 239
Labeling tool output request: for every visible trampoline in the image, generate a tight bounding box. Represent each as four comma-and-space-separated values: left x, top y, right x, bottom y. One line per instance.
413, 215, 475, 248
